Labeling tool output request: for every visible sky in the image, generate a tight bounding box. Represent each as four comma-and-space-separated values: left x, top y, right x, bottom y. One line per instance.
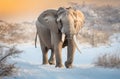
0, 0, 119, 22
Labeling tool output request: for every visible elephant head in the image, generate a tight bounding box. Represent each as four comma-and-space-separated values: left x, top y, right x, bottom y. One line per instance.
57, 7, 85, 40
56, 7, 85, 68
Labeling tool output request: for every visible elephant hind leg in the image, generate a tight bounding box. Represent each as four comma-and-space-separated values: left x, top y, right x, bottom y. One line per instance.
42, 47, 49, 64
48, 49, 55, 65
41, 44, 49, 64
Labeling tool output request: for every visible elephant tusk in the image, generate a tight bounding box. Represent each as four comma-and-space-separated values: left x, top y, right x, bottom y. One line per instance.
73, 35, 82, 53
61, 33, 66, 42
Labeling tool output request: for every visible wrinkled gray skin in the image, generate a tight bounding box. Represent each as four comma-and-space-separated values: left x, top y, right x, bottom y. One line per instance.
35, 7, 85, 68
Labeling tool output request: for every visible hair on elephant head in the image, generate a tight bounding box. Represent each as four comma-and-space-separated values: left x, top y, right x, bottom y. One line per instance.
57, 7, 85, 35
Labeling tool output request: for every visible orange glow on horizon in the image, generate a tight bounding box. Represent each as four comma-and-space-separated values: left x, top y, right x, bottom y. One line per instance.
0, 0, 40, 14
0, 0, 119, 22
0, 0, 68, 22
0, 0, 119, 15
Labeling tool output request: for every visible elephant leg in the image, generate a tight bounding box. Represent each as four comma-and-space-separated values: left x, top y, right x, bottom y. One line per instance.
41, 46, 49, 64
65, 39, 76, 68
54, 42, 63, 68
49, 49, 55, 65
50, 32, 63, 67
40, 38, 49, 64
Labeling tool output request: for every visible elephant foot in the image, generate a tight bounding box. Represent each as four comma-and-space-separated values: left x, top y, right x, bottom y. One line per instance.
65, 61, 73, 68
55, 63, 63, 68
42, 61, 49, 65
48, 59, 55, 65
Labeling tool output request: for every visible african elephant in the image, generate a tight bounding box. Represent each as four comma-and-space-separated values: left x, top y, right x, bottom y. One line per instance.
35, 7, 85, 68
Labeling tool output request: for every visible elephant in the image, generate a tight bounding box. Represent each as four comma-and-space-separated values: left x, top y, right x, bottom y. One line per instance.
35, 7, 85, 68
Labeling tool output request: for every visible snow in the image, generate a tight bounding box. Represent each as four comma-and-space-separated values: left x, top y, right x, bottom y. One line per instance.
3, 40, 120, 79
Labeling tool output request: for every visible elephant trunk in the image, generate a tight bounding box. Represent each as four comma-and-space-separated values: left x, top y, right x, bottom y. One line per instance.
65, 34, 76, 68
65, 34, 82, 68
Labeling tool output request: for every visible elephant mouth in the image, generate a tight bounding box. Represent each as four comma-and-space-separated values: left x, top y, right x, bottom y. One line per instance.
62, 33, 81, 53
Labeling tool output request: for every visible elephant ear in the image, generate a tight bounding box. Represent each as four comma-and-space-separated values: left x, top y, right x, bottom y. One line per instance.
73, 10, 85, 33
56, 7, 66, 31
39, 10, 59, 33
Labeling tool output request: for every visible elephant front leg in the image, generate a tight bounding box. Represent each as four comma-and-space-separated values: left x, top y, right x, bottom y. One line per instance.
54, 42, 63, 68
65, 39, 76, 68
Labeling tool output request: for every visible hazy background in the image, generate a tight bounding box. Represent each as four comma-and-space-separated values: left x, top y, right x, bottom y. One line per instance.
0, 0, 120, 22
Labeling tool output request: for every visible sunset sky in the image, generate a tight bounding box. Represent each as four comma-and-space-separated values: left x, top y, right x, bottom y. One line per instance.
0, 0, 119, 22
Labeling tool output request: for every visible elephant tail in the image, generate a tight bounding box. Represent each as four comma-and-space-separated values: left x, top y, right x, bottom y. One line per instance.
35, 31, 37, 48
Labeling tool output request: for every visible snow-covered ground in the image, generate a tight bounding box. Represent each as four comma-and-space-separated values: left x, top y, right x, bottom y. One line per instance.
3, 37, 120, 79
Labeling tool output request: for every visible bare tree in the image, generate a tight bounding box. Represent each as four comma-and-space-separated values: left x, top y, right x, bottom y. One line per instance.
0, 44, 23, 77
94, 53, 120, 68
